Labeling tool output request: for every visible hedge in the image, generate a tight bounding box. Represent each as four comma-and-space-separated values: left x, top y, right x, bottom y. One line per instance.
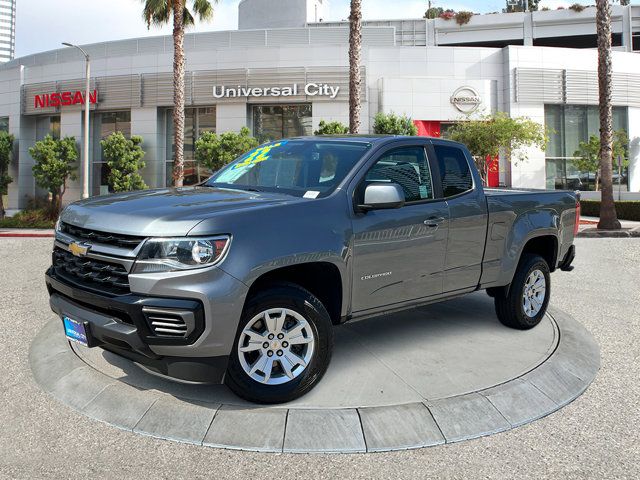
580, 200, 640, 222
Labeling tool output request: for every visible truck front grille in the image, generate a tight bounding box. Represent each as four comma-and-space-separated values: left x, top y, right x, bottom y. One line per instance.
52, 247, 130, 295
60, 222, 145, 249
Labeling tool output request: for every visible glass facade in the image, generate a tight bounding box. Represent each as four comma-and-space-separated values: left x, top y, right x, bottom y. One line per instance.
545, 105, 628, 190
92, 111, 131, 196
165, 107, 216, 186
252, 104, 312, 143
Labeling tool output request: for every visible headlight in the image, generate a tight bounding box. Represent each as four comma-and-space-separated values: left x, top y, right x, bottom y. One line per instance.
132, 236, 230, 273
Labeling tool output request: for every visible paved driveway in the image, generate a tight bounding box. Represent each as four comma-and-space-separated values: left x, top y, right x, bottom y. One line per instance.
1, 238, 638, 479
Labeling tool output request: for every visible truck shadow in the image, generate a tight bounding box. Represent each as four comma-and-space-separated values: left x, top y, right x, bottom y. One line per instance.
83, 291, 556, 409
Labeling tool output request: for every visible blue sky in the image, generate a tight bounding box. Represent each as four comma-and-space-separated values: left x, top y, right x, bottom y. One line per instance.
14, 0, 626, 58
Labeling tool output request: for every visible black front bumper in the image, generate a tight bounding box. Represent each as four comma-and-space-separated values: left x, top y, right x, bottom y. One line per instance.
45, 268, 228, 383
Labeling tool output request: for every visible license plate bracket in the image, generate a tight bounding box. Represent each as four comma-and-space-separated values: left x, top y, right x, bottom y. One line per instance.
62, 316, 92, 347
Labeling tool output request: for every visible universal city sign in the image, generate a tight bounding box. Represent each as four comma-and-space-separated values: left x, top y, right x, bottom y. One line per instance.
213, 83, 340, 100
450, 86, 482, 113
34, 90, 98, 109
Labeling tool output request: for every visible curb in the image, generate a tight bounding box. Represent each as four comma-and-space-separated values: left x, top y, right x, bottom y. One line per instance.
30, 307, 600, 454
0, 232, 54, 238
577, 228, 640, 238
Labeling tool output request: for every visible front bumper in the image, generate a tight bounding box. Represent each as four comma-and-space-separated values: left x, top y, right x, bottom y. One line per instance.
46, 268, 230, 383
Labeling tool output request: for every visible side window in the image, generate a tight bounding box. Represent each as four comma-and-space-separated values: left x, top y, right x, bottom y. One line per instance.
365, 147, 433, 202
434, 145, 473, 197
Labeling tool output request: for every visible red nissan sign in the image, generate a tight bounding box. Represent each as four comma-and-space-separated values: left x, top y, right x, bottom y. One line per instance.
34, 90, 98, 109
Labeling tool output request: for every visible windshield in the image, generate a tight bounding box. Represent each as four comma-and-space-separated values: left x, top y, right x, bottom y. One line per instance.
205, 140, 372, 197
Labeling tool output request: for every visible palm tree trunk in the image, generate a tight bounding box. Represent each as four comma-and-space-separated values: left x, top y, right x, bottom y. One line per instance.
172, 0, 186, 187
596, 0, 620, 230
348, 0, 362, 134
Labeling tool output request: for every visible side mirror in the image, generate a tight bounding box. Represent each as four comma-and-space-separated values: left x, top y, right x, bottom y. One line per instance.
359, 183, 405, 211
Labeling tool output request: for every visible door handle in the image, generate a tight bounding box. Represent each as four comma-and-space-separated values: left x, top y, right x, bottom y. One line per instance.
423, 217, 445, 227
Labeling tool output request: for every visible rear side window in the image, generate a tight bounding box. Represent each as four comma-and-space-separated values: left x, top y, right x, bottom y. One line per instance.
434, 145, 473, 197
365, 147, 433, 202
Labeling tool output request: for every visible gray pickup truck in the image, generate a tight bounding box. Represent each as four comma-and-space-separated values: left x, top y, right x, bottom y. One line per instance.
46, 136, 579, 403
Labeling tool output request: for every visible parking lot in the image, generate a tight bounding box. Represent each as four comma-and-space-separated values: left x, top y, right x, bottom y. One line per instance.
1, 238, 638, 479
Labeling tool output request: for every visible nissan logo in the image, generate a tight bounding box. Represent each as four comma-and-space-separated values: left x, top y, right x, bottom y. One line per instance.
450, 86, 482, 113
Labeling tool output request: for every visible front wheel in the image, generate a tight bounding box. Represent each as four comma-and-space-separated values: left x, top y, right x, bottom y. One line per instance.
225, 283, 333, 404
494, 254, 551, 330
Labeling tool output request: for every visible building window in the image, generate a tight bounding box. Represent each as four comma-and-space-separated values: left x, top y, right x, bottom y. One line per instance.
92, 111, 131, 196
165, 107, 216, 186
252, 104, 312, 143
35, 115, 60, 141
0, 117, 8, 132
544, 105, 628, 191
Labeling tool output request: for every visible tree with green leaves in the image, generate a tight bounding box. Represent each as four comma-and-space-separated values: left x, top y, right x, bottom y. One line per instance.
424, 6, 443, 19
0, 131, 14, 219
142, 0, 217, 187
30, 135, 78, 215
372, 112, 418, 136
195, 127, 259, 173
101, 132, 148, 192
447, 112, 547, 184
314, 120, 349, 135
573, 130, 629, 191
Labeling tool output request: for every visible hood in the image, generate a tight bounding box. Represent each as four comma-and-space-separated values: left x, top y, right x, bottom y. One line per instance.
60, 186, 296, 236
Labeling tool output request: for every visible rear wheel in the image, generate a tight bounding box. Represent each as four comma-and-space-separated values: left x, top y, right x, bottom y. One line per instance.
225, 283, 333, 404
494, 254, 550, 330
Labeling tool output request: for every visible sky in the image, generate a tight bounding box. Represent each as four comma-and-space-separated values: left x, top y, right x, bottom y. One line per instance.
13, 0, 628, 58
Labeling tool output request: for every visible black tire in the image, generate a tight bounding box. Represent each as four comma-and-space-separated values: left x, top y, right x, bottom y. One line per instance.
225, 282, 334, 404
494, 254, 551, 330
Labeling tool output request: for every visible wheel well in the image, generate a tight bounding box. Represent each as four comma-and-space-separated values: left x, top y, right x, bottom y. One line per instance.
520, 235, 558, 272
246, 262, 343, 324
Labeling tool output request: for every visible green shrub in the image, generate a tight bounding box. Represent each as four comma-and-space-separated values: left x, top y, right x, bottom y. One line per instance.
30, 135, 78, 215
372, 112, 418, 136
0, 208, 55, 229
580, 200, 640, 222
455, 11, 474, 25
195, 127, 259, 172
314, 120, 349, 135
101, 132, 148, 192
0, 131, 14, 219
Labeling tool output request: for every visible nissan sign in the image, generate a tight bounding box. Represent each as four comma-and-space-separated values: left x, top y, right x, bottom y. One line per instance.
450, 86, 482, 113
34, 90, 98, 109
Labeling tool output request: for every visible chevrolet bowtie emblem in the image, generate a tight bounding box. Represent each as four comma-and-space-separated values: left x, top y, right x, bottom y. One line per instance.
69, 241, 91, 257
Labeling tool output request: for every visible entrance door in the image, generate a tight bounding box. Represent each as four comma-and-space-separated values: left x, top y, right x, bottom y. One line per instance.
351, 145, 449, 312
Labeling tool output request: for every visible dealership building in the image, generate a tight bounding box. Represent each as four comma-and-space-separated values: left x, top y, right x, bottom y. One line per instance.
1, 0, 640, 211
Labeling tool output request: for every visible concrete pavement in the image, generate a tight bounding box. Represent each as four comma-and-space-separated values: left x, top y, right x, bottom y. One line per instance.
0, 238, 638, 479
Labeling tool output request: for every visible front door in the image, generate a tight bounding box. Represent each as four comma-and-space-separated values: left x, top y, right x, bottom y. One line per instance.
351, 145, 449, 313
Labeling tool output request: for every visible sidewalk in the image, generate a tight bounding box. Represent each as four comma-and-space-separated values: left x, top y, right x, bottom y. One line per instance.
578, 216, 640, 238
0, 228, 54, 238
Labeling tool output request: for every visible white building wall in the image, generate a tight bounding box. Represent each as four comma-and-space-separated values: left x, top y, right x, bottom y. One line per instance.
628, 107, 640, 193
217, 103, 248, 133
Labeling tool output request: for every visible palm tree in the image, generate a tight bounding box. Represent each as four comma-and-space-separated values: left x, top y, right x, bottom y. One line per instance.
348, 0, 362, 134
143, 0, 216, 187
595, 0, 620, 230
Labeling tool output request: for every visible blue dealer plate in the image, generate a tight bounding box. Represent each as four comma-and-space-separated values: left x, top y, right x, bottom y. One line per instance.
63, 316, 88, 346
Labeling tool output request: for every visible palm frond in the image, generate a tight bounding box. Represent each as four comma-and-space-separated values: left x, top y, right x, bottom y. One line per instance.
142, 0, 171, 28
183, 7, 195, 26
192, 0, 217, 21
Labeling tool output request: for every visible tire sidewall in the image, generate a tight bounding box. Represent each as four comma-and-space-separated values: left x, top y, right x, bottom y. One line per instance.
226, 284, 333, 404
513, 256, 551, 328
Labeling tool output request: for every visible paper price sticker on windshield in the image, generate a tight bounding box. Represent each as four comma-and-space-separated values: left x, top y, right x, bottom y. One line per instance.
303, 191, 320, 199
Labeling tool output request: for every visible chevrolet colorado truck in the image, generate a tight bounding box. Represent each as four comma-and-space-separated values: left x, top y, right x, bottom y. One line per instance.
46, 136, 579, 403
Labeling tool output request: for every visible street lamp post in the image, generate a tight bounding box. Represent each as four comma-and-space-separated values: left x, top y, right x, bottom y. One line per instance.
62, 42, 91, 199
